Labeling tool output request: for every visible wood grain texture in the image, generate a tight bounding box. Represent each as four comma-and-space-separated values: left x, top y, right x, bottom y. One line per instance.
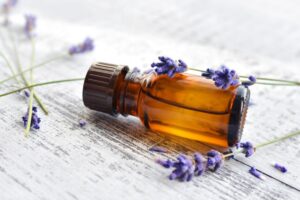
0, 0, 300, 199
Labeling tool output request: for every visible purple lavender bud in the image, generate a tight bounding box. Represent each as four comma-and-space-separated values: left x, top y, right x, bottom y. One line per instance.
79, 119, 87, 127
242, 75, 256, 88
151, 56, 187, 78
22, 106, 41, 130
24, 90, 30, 98
159, 154, 195, 182
156, 159, 174, 168
210, 65, 241, 89
69, 37, 94, 55
274, 163, 287, 173
202, 68, 215, 79
169, 168, 182, 180
238, 141, 255, 157
249, 167, 264, 179
24, 14, 37, 38
202, 65, 245, 89
194, 152, 204, 176
206, 150, 223, 171
149, 146, 168, 153
249, 75, 256, 82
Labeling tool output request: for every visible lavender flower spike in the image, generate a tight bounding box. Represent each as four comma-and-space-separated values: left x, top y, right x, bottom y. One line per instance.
249, 167, 265, 180
273, 163, 287, 173
22, 106, 41, 130
151, 56, 187, 78
69, 37, 94, 55
238, 141, 255, 157
24, 14, 37, 38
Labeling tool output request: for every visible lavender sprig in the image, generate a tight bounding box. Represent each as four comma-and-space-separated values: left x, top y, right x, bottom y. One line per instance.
202, 65, 255, 89
191, 67, 300, 86
151, 56, 187, 77
69, 38, 94, 55
156, 130, 299, 182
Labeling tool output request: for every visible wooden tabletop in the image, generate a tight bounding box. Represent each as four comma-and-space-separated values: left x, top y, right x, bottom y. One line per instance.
0, 0, 299, 199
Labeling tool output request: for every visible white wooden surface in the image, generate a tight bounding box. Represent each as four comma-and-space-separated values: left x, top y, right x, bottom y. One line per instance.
0, 0, 300, 199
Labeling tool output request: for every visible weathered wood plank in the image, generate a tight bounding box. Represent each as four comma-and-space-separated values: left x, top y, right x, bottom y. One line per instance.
1, 0, 300, 199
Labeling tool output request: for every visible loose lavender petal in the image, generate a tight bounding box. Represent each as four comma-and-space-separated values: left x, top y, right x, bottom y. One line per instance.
149, 146, 168, 153
249, 167, 264, 179
79, 119, 87, 127
274, 163, 287, 173
24, 90, 30, 98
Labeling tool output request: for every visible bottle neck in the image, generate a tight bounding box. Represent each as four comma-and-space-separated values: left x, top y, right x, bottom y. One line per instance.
115, 69, 146, 117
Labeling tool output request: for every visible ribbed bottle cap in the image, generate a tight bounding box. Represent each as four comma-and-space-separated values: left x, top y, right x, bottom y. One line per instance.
82, 62, 128, 115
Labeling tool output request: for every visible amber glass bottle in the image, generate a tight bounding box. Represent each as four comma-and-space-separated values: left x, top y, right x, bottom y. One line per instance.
83, 62, 250, 147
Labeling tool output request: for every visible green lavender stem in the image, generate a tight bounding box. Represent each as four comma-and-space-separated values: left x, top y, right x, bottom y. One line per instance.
0, 51, 22, 86
25, 38, 36, 136
188, 67, 300, 86
10, 32, 49, 115
0, 78, 84, 97
223, 130, 300, 158
0, 54, 68, 84
25, 88, 34, 137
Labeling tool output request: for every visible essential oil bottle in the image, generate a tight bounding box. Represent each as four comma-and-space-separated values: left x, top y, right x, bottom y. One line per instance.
82, 62, 250, 147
